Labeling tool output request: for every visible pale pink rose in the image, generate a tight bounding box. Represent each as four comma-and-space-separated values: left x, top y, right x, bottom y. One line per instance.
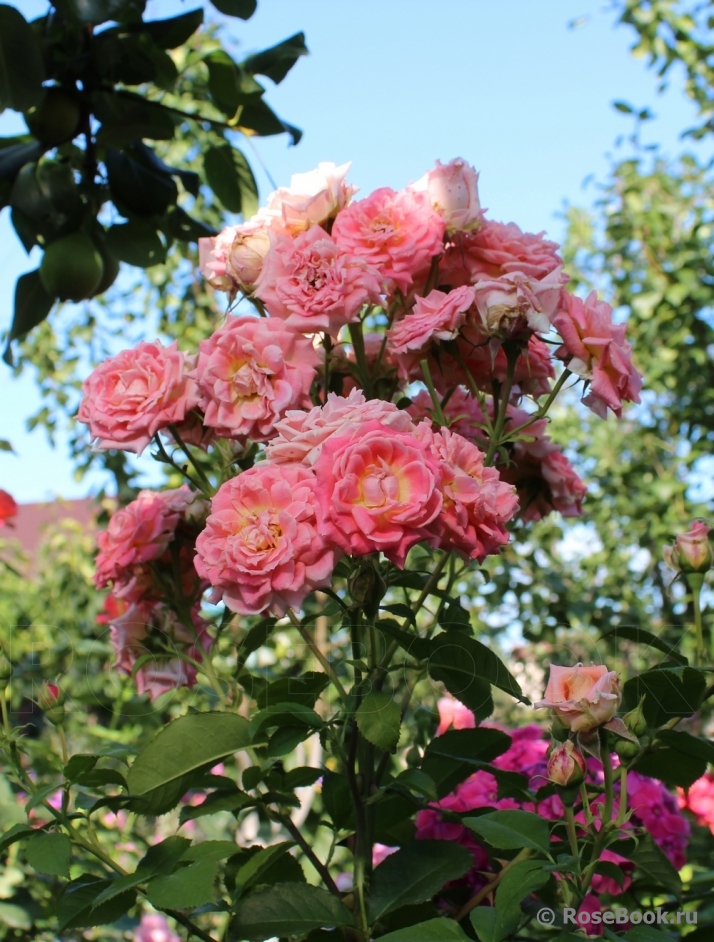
195, 464, 336, 616
553, 290, 643, 418
94, 487, 194, 592
314, 420, 443, 567
262, 161, 358, 235
422, 426, 518, 561
470, 269, 564, 336
332, 186, 445, 293
436, 695, 476, 736
135, 658, 196, 702
193, 316, 319, 442
134, 913, 181, 942
388, 287, 475, 356
108, 602, 151, 673
254, 226, 381, 336
410, 158, 482, 233
198, 218, 271, 297
547, 741, 586, 787
265, 389, 415, 467
445, 220, 564, 282
534, 663, 621, 734
663, 520, 713, 574
78, 342, 200, 455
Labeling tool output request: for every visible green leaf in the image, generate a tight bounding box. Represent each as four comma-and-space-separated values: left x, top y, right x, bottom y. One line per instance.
179, 789, 253, 824
237, 98, 302, 144
205, 49, 263, 117
250, 702, 324, 738
25, 831, 71, 876
656, 728, 714, 762
167, 206, 217, 242
619, 832, 682, 899
105, 220, 165, 269
236, 618, 277, 670
633, 745, 706, 788
267, 725, 311, 757
256, 673, 329, 709
233, 841, 295, 896
210, 0, 257, 18
0, 823, 35, 854
0, 903, 31, 930
429, 632, 527, 705
613, 100, 635, 113
489, 860, 550, 941
395, 769, 438, 801
369, 841, 473, 920
234, 883, 355, 939
204, 142, 258, 217
421, 728, 514, 798
623, 667, 707, 727
469, 908, 499, 942
64, 755, 99, 781
599, 626, 687, 665
0, 141, 43, 181
621, 929, 676, 942
58, 875, 136, 930
92, 836, 190, 906
464, 810, 550, 855
2, 269, 55, 364
356, 691, 401, 751
141, 9, 204, 49
282, 767, 323, 790
126, 712, 251, 815
93, 92, 175, 147
377, 919, 471, 942
133, 141, 199, 196
0, 6, 45, 112
146, 858, 218, 909
322, 769, 354, 830
105, 149, 177, 216
242, 32, 308, 85
182, 841, 240, 863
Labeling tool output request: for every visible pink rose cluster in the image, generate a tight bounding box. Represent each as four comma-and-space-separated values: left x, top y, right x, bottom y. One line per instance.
415, 705, 690, 908
195, 391, 518, 615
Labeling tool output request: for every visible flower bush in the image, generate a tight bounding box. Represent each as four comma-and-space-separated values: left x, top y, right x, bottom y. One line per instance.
2, 157, 712, 942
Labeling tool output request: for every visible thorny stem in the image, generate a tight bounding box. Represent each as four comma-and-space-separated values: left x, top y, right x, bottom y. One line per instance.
601, 734, 614, 826
484, 343, 519, 465
687, 573, 706, 666
616, 765, 628, 827
419, 358, 447, 426
287, 609, 349, 704
153, 435, 206, 494
278, 813, 341, 896
580, 782, 594, 827
565, 804, 580, 859
168, 425, 215, 494
498, 367, 573, 446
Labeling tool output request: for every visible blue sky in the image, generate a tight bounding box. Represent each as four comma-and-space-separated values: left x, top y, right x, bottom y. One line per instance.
0, 0, 701, 501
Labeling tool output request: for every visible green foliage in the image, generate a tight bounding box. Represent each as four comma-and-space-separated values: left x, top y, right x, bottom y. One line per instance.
464, 810, 551, 855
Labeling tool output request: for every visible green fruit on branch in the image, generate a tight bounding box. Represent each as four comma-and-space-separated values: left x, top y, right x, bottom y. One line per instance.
24, 87, 82, 147
40, 233, 104, 302
92, 242, 120, 296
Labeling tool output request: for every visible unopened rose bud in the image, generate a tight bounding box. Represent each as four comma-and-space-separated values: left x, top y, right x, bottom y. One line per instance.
663, 521, 712, 575
614, 738, 640, 762
38, 682, 64, 725
547, 741, 586, 788
623, 696, 647, 738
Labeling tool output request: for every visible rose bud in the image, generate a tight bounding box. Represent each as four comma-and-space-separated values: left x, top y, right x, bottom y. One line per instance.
547, 741, 586, 787
410, 158, 482, 233
534, 663, 621, 733
614, 738, 640, 762
623, 696, 647, 738
38, 682, 64, 725
663, 521, 713, 574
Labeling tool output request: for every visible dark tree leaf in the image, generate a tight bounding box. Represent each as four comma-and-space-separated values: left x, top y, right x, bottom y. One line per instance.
140, 9, 204, 49
204, 142, 258, 217
106, 148, 177, 216
58, 875, 136, 930
369, 841, 472, 920
378, 920, 471, 942
210, 0, 257, 19
242, 32, 308, 85
623, 667, 707, 727
0, 5, 45, 112
237, 98, 302, 144
106, 220, 165, 268
3, 269, 55, 365
234, 883, 355, 940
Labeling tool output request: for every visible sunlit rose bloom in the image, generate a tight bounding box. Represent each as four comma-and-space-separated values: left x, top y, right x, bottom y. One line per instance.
410, 158, 482, 233
0, 489, 17, 528
262, 161, 358, 235
254, 226, 381, 336
332, 186, 445, 293
78, 342, 200, 455
436, 695, 476, 735
553, 290, 642, 418
388, 286, 475, 357
94, 487, 194, 592
198, 218, 271, 297
422, 426, 518, 561
314, 420, 443, 567
470, 269, 564, 336
534, 663, 621, 733
265, 389, 415, 467
443, 219, 564, 283
195, 464, 336, 616
193, 316, 319, 442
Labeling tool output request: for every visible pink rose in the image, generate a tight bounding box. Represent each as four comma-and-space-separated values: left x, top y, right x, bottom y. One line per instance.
254, 226, 381, 336
262, 161, 358, 235
388, 287, 475, 357
553, 290, 643, 418
78, 342, 200, 455
94, 487, 194, 593
445, 220, 564, 282
134, 913, 181, 942
0, 489, 17, 528
436, 695, 476, 736
314, 420, 443, 567
663, 520, 713, 574
265, 389, 415, 467
547, 741, 586, 787
423, 426, 518, 561
332, 186, 445, 293
410, 158, 482, 233
108, 602, 151, 673
195, 464, 337, 616
470, 269, 564, 336
534, 663, 621, 733
135, 658, 196, 702
199, 218, 271, 297
678, 772, 714, 833
193, 316, 319, 442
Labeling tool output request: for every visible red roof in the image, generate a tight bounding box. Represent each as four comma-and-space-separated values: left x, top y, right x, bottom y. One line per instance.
2, 498, 99, 558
